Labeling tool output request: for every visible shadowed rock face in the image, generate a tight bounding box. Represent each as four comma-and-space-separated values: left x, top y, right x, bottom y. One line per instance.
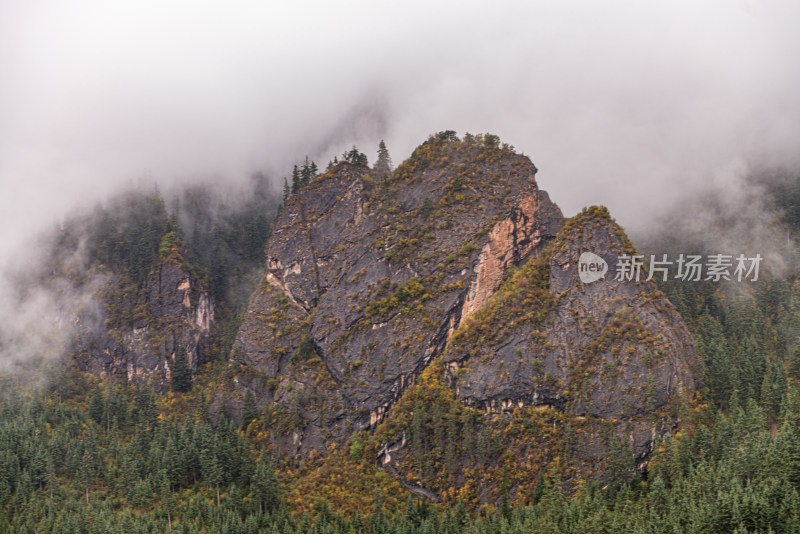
444, 206, 697, 468
73, 260, 214, 389
233, 137, 564, 453
233, 135, 697, 486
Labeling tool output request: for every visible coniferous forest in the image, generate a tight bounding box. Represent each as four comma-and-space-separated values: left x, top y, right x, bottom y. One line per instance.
1, 142, 800, 533
4, 1, 800, 532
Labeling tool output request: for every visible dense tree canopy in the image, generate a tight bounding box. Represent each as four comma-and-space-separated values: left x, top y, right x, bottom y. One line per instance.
8, 152, 800, 532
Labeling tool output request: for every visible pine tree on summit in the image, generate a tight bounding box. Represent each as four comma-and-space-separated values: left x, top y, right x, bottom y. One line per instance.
300, 156, 311, 187
300, 156, 317, 188
374, 140, 393, 180
291, 165, 301, 194
343, 146, 368, 167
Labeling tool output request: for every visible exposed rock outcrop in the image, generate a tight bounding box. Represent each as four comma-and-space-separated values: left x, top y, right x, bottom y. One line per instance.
231, 133, 697, 498
461, 191, 562, 323
443, 206, 696, 469
72, 260, 214, 389
232, 136, 563, 453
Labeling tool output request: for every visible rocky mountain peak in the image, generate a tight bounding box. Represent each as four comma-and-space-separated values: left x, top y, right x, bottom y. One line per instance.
442, 205, 697, 473
59, 131, 699, 502
233, 134, 565, 453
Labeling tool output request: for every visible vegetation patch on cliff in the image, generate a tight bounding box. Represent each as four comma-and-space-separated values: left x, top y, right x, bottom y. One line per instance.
449, 248, 555, 352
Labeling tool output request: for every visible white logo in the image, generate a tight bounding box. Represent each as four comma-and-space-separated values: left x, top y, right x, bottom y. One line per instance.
578, 252, 608, 284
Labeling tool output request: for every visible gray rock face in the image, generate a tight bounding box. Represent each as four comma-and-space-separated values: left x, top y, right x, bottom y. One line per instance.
233, 136, 697, 483
73, 260, 214, 389
233, 138, 564, 453
444, 206, 697, 467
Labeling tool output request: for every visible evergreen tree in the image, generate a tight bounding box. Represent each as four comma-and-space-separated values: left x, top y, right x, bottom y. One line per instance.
291, 165, 301, 194
343, 146, 368, 166
252, 459, 279, 514
89, 386, 104, 426
374, 140, 393, 180
789, 344, 800, 380
300, 156, 312, 188
171, 347, 192, 393
240, 390, 257, 431
157, 469, 173, 529
134, 383, 159, 429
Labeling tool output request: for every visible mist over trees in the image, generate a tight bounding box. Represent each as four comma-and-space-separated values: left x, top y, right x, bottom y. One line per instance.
2, 141, 800, 531
3, 2, 800, 529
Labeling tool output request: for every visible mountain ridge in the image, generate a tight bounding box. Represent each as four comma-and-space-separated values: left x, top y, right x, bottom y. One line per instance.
54, 132, 698, 502
226, 133, 696, 500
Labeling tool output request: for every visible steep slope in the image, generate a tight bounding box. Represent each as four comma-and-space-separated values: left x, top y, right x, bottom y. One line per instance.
71, 255, 214, 390
232, 132, 697, 502
365, 208, 697, 505
232, 133, 563, 453
445, 206, 695, 460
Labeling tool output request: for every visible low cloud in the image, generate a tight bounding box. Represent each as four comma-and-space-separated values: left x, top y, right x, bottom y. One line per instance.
2, 0, 800, 368
0, 237, 106, 377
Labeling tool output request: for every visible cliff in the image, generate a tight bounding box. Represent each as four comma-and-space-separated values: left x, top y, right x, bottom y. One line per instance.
441, 206, 696, 471
55, 131, 698, 503
231, 131, 697, 498
71, 258, 214, 389
232, 134, 563, 453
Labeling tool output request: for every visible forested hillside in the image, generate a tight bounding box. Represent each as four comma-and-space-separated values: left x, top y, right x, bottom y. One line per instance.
2, 140, 800, 533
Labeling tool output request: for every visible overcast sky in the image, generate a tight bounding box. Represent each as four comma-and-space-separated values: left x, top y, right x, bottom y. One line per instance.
2, 0, 800, 260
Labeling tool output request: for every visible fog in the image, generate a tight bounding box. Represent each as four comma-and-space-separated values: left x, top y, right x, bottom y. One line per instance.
2, 1, 800, 368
